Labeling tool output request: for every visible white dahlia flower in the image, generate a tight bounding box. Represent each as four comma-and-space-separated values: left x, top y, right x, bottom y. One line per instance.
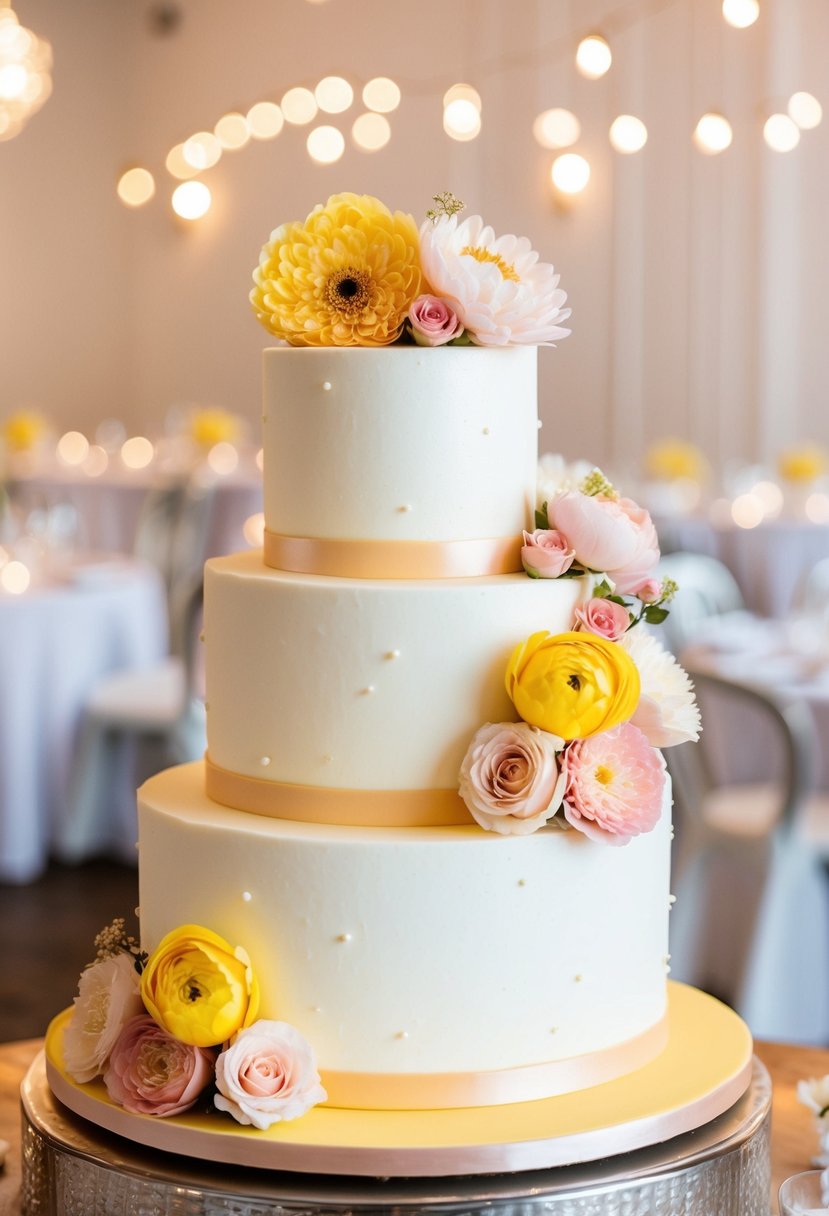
418, 214, 571, 346
619, 629, 701, 748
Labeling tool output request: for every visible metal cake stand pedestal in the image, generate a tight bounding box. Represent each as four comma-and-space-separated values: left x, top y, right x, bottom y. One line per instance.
21, 1052, 771, 1216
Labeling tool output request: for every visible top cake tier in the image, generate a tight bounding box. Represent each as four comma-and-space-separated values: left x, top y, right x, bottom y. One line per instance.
262, 346, 537, 553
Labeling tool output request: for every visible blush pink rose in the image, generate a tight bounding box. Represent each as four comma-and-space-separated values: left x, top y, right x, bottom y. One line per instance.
574, 597, 630, 642
459, 721, 566, 835
214, 1020, 327, 1129
103, 1015, 214, 1117
549, 493, 660, 594
562, 722, 666, 846
408, 294, 464, 347
631, 578, 662, 604
521, 529, 576, 578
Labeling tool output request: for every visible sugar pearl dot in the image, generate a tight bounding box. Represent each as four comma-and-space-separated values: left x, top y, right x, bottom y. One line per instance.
395, 1030, 409, 1040
322, 381, 332, 391
242, 891, 252, 902
259, 756, 271, 767
550, 1027, 558, 1034
574, 974, 583, 983
322, 753, 333, 764
311, 1005, 322, 1013
517, 879, 526, 887
134, 906, 141, 918
669, 894, 677, 906
537, 419, 543, 429
336, 933, 352, 943
361, 685, 376, 695
482, 426, 490, 435
384, 650, 400, 661
397, 504, 412, 513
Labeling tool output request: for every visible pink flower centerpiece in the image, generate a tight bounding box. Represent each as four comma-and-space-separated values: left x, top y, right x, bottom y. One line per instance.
214, 1021, 327, 1128
563, 722, 665, 846
459, 721, 566, 835
103, 1015, 214, 1117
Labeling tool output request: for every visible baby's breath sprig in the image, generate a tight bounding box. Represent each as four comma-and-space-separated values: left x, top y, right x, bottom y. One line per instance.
425, 191, 466, 224
660, 578, 678, 604
580, 468, 618, 500
91, 917, 148, 974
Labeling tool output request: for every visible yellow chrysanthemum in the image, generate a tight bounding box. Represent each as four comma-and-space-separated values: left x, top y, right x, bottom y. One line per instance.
251, 192, 421, 347
4, 410, 45, 452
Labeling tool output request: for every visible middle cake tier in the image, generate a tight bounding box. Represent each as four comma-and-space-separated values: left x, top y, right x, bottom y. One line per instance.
204, 550, 591, 821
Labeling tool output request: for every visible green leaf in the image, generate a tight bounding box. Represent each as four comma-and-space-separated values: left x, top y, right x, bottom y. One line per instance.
524, 565, 541, 579
606, 594, 628, 607
535, 503, 549, 530
447, 329, 473, 346
593, 578, 613, 598
643, 606, 669, 624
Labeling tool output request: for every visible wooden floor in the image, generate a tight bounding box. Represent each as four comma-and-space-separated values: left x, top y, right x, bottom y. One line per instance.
0, 859, 139, 1042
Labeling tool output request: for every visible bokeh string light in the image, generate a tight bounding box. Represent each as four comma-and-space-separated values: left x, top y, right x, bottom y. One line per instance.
0, 5, 52, 142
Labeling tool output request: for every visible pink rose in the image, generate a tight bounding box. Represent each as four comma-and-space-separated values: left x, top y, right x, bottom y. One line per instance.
562, 723, 666, 846
631, 578, 662, 604
103, 1015, 214, 1117
214, 1020, 327, 1129
574, 597, 630, 642
521, 529, 576, 578
408, 294, 464, 347
549, 493, 660, 594
459, 721, 566, 836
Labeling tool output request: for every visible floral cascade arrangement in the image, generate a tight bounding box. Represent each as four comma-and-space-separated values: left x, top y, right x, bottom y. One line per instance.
459, 468, 701, 841
61, 919, 326, 1127
251, 191, 571, 348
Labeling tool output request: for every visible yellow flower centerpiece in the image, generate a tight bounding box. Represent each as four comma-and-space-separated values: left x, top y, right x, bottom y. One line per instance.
4, 410, 46, 452
140, 924, 259, 1048
251, 192, 421, 347
645, 438, 707, 483
190, 407, 240, 448
505, 630, 640, 742
778, 444, 827, 484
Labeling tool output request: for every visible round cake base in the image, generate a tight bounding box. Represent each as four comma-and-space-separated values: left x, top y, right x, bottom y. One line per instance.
40, 983, 754, 1179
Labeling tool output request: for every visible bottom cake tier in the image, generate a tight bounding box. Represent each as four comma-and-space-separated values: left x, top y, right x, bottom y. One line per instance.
138, 762, 674, 1110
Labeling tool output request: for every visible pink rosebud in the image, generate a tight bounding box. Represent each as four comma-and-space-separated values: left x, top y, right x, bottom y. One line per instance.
574, 597, 630, 642
562, 723, 666, 846
459, 721, 566, 835
549, 493, 659, 594
631, 578, 662, 604
103, 1015, 214, 1117
521, 529, 576, 579
214, 1020, 327, 1129
408, 294, 464, 347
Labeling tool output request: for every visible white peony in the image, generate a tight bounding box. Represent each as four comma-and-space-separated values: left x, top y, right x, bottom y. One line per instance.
63, 952, 144, 1083
619, 629, 701, 748
418, 214, 571, 346
799, 1076, 829, 1118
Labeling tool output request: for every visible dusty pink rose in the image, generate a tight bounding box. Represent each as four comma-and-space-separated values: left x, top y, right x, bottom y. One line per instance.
214, 1020, 327, 1129
408, 294, 463, 347
574, 597, 630, 641
562, 722, 666, 846
459, 721, 566, 836
103, 1015, 214, 1117
521, 529, 576, 578
549, 493, 660, 593
631, 578, 662, 604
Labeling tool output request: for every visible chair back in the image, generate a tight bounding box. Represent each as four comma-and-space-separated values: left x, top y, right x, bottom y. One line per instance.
132, 481, 187, 590
657, 552, 744, 652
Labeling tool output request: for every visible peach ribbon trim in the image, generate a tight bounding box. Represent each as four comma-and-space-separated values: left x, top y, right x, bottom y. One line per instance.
320, 1016, 671, 1110
264, 529, 523, 580
205, 756, 472, 827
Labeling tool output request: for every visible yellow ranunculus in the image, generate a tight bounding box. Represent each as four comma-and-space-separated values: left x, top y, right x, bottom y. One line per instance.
140, 924, 259, 1048
251, 192, 421, 347
778, 444, 827, 484
4, 411, 45, 452
190, 407, 239, 448
505, 630, 640, 742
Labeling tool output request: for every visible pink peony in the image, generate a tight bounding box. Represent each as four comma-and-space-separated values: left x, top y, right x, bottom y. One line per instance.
631, 578, 662, 604
408, 294, 463, 346
549, 493, 660, 594
521, 529, 575, 578
214, 1021, 327, 1129
562, 722, 666, 846
103, 1015, 214, 1117
63, 952, 144, 1084
459, 721, 566, 835
574, 597, 630, 642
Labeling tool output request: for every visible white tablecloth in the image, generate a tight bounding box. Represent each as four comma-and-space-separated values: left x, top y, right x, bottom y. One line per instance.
0, 558, 167, 882
656, 515, 829, 618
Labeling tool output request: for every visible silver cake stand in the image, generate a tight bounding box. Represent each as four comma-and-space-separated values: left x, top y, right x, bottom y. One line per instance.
20, 1052, 772, 1216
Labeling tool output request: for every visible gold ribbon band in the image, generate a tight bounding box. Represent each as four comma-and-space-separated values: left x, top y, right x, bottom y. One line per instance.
264, 529, 523, 580
320, 1015, 670, 1110
205, 756, 472, 828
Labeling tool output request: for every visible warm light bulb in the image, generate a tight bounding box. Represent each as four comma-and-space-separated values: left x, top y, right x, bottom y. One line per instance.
306, 124, 345, 164
315, 76, 353, 114
247, 101, 284, 140
751, 479, 783, 518
443, 99, 481, 141
576, 35, 612, 80
0, 62, 27, 100
551, 152, 590, 194
83, 445, 109, 478
117, 167, 155, 207
121, 437, 154, 469
731, 493, 764, 528
183, 131, 222, 170
693, 112, 733, 153
243, 512, 266, 547
442, 83, 482, 112
281, 87, 317, 125
214, 112, 250, 149
806, 493, 829, 524
722, 0, 759, 28
609, 114, 648, 153
165, 144, 199, 180
763, 113, 800, 151
1, 560, 30, 595
207, 442, 238, 476
57, 431, 89, 466
362, 77, 400, 113
172, 180, 212, 220
351, 111, 391, 151
788, 91, 822, 130
533, 108, 581, 149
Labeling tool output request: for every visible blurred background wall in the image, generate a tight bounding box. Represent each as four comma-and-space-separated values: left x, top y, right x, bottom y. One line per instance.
1, 0, 828, 476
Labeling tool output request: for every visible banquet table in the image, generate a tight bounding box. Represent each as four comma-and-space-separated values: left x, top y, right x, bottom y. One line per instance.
0, 558, 167, 883
0, 1037, 823, 1215
655, 515, 829, 618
